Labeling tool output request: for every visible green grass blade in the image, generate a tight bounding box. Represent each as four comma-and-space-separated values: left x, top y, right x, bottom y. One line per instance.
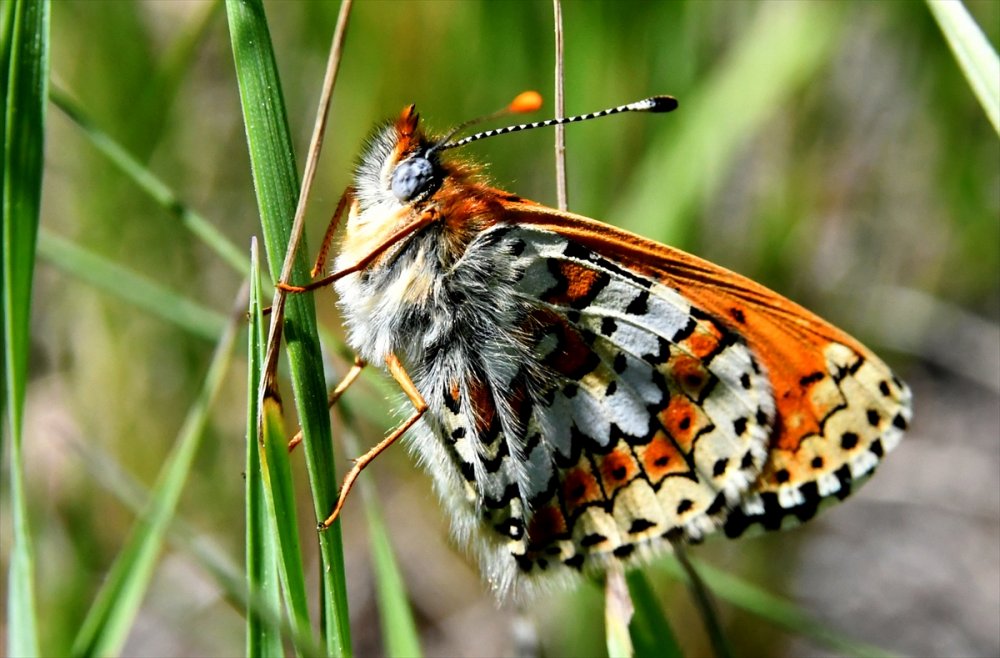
71, 283, 246, 658
247, 238, 285, 657
927, 0, 1000, 135
626, 571, 683, 658
673, 546, 732, 658
49, 85, 250, 274
37, 228, 227, 340
225, 0, 351, 654
259, 394, 315, 657
653, 556, 894, 658
357, 453, 422, 657
70, 417, 326, 658
613, 1, 843, 248
2, 0, 48, 655
337, 390, 420, 656
364, 496, 422, 658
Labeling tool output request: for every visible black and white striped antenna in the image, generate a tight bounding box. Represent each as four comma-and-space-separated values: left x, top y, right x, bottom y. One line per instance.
437, 95, 678, 152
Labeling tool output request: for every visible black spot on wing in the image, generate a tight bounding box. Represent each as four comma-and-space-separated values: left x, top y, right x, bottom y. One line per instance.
626, 290, 649, 315
671, 316, 697, 342
628, 518, 656, 534
613, 544, 635, 558
799, 371, 825, 386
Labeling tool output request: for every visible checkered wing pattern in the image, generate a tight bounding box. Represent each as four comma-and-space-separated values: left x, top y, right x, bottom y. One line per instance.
424, 217, 909, 596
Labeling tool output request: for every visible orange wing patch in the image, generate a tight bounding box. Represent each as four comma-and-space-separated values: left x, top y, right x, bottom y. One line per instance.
637, 431, 692, 481
596, 445, 641, 497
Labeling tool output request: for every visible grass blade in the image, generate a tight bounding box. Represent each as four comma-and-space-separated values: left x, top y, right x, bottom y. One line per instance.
258, 391, 315, 656
225, 1, 351, 654
348, 430, 421, 658
653, 556, 894, 658
69, 417, 326, 658
246, 238, 285, 657
927, 0, 1000, 135
49, 85, 250, 274
37, 228, 227, 340
673, 546, 731, 658
613, 1, 843, 248
334, 400, 420, 657
626, 571, 683, 658
364, 491, 422, 658
71, 283, 246, 657
2, 0, 49, 655
605, 567, 635, 658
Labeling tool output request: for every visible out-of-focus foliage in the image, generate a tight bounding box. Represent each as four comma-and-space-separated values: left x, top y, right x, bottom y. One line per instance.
6, 1, 998, 656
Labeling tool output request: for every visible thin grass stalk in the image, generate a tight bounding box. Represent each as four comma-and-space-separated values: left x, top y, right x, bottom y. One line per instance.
552, 0, 567, 211
673, 544, 732, 658
652, 556, 894, 658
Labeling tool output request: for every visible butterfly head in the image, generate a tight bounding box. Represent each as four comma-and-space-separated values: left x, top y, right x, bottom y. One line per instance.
352, 105, 461, 219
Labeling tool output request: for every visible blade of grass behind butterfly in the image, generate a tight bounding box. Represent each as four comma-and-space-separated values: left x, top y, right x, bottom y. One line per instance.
363, 485, 422, 658
70, 280, 247, 658
2, 0, 48, 655
672, 545, 732, 658
549, 6, 679, 655
613, 0, 843, 248
37, 220, 398, 475
37, 228, 227, 340
48, 84, 403, 436
927, 0, 1000, 135
651, 556, 894, 658
247, 238, 285, 657
37, 222, 397, 445
225, 0, 351, 653
625, 571, 683, 658
337, 401, 422, 658
64, 388, 325, 656
48, 85, 249, 274
605, 566, 634, 658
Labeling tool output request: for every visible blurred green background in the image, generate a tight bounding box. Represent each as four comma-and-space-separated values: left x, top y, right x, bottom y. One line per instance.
6, 0, 999, 655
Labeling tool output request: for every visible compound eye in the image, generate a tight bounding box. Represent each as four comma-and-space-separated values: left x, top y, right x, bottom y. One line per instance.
391, 156, 435, 202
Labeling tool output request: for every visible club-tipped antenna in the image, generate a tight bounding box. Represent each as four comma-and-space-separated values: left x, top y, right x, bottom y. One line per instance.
439, 95, 678, 152
426, 91, 544, 158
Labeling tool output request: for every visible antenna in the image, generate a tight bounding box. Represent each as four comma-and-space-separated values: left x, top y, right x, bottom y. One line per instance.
427, 91, 543, 157
439, 95, 678, 151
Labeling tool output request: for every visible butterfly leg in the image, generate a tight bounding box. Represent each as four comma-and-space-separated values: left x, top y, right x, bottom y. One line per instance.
318, 353, 427, 529
309, 187, 352, 278
287, 356, 366, 452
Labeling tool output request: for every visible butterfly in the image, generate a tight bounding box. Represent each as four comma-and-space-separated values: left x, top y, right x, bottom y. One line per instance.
291, 94, 912, 599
